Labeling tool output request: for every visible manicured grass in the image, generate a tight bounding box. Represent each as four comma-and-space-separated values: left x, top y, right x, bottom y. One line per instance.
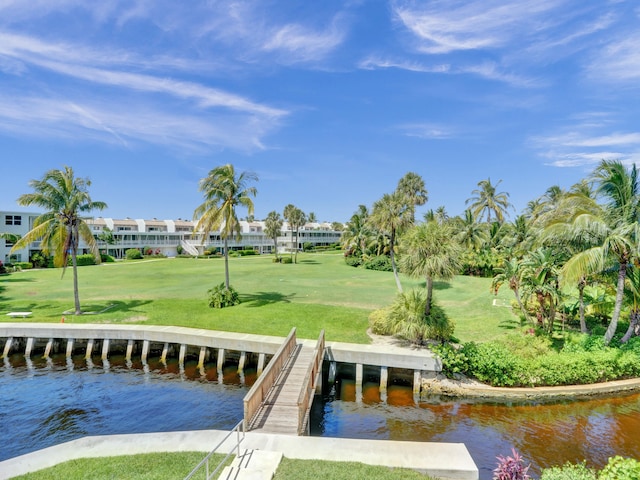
10, 452, 225, 480
273, 457, 437, 479
0, 253, 518, 343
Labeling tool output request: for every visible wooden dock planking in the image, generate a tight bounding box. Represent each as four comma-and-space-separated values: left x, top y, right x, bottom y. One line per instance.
249, 344, 316, 435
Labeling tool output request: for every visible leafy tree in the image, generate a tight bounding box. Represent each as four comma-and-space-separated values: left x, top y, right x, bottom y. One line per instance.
400, 220, 463, 316
466, 177, 512, 223
193, 164, 257, 290
11, 166, 107, 315
264, 210, 283, 261
331, 221, 344, 232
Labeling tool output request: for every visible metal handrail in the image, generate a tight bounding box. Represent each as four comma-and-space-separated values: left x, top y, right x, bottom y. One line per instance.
183, 420, 245, 480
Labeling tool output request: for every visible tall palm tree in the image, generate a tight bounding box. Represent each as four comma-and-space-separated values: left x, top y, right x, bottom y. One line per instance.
370, 192, 412, 292
455, 209, 488, 252
400, 220, 463, 316
264, 210, 283, 261
193, 164, 257, 290
520, 248, 561, 333
11, 166, 107, 315
466, 178, 512, 223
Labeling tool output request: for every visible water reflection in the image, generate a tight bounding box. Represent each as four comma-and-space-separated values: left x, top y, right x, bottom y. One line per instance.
311, 382, 640, 480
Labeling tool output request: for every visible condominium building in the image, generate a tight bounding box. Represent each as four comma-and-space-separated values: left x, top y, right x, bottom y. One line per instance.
1, 210, 343, 263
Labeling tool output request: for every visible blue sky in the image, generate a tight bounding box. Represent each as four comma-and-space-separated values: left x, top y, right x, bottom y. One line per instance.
1, 1, 639, 223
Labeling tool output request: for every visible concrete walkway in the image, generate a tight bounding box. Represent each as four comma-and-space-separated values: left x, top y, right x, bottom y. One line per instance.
0, 430, 478, 480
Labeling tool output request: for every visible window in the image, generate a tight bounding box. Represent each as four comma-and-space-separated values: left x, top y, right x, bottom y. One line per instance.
5, 239, 14, 247
5, 215, 21, 226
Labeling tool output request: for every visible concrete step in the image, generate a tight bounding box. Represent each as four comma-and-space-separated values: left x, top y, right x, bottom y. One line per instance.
219, 449, 283, 480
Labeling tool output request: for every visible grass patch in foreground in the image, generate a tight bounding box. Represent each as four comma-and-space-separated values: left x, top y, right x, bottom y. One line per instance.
9, 452, 226, 480
273, 457, 437, 479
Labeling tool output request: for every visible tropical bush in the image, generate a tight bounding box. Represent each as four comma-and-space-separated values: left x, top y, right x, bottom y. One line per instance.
539, 461, 596, 480
125, 248, 143, 260
30, 251, 48, 268
14, 261, 34, 269
368, 290, 454, 344
363, 255, 393, 272
493, 448, 530, 480
344, 255, 362, 267
539, 457, 640, 480
436, 331, 640, 387
207, 283, 240, 308
281, 256, 293, 264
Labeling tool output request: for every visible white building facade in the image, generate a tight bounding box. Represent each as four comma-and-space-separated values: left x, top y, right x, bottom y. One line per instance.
1, 210, 343, 262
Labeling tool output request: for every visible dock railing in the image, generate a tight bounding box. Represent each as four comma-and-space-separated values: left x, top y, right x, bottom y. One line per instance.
297, 329, 325, 435
243, 327, 297, 430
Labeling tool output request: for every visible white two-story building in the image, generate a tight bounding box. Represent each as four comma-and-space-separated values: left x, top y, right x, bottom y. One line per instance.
1, 210, 343, 263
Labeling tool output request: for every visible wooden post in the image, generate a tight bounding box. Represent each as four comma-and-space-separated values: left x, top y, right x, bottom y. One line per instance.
355, 363, 363, 403
125, 339, 134, 362
160, 343, 169, 364
197, 346, 207, 369
257, 353, 265, 377
101, 339, 110, 360
179, 344, 187, 367
44, 338, 54, 359
24, 337, 34, 358
66, 338, 74, 358
413, 370, 421, 403
238, 351, 246, 374
2, 337, 13, 358
141, 340, 149, 362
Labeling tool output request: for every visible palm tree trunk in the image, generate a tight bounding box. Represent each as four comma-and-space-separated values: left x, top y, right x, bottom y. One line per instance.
425, 276, 433, 317
223, 237, 230, 290
621, 309, 640, 343
605, 261, 627, 345
71, 228, 81, 315
512, 288, 532, 326
389, 230, 403, 293
578, 280, 588, 334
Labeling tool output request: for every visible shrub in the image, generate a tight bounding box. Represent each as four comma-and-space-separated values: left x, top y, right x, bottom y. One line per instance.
368, 308, 392, 335
0, 260, 6, 274
207, 283, 240, 308
431, 343, 469, 378
344, 255, 362, 268
30, 251, 48, 268
75, 254, 98, 266
14, 261, 33, 270
539, 462, 596, 480
363, 255, 392, 272
100, 254, 115, 263
125, 248, 142, 260
281, 256, 293, 264
599, 456, 640, 480
463, 342, 525, 387
493, 448, 530, 480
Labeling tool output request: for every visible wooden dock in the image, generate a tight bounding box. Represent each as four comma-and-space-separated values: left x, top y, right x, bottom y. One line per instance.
244, 329, 324, 436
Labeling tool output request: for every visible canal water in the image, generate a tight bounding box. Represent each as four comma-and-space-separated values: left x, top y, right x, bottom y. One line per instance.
309, 379, 640, 479
2, 357, 639, 479
0, 354, 251, 462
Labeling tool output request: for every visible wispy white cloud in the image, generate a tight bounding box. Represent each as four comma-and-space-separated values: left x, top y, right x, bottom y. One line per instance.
358, 56, 450, 73
531, 121, 640, 168
587, 33, 640, 83
398, 123, 456, 140
0, 94, 277, 153
392, 0, 567, 55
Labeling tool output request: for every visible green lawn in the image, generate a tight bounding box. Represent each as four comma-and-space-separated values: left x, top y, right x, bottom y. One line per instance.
0, 253, 518, 343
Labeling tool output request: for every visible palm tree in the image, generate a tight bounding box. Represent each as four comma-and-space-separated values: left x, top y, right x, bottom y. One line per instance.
621, 266, 640, 343
455, 209, 488, 252
307, 212, 317, 223
264, 210, 283, 262
11, 166, 107, 315
283, 204, 305, 263
370, 192, 413, 292
466, 178, 512, 223
491, 257, 531, 325
341, 205, 371, 258
193, 164, 257, 290
520, 248, 561, 333
560, 160, 640, 344
396, 172, 428, 220
400, 220, 463, 316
